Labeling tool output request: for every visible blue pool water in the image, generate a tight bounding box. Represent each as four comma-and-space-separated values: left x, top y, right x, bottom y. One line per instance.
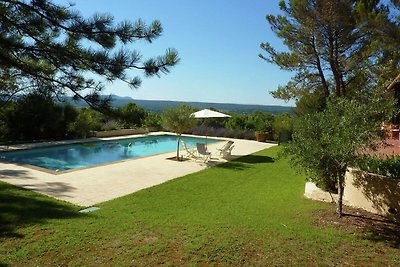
0, 135, 220, 171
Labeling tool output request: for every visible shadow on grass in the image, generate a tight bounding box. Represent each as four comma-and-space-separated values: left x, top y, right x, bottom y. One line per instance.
0, 182, 82, 239
343, 213, 400, 249
234, 155, 275, 164
216, 155, 275, 171
315, 208, 400, 250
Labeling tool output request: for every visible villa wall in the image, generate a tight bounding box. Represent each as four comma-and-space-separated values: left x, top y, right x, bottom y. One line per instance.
90, 128, 148, 137
305, 168, 400, 221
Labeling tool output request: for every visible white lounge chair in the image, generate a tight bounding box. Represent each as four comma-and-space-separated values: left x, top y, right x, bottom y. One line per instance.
181, 140, 197, 159
217, 141, 234, 158
196, 143, 211, 162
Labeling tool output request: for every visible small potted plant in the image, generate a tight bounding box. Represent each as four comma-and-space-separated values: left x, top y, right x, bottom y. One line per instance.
255, 123, 272, 142
255, 131, 268, 142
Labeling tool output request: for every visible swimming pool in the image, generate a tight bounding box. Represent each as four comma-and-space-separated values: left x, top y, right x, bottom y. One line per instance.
0, 135, 220, 172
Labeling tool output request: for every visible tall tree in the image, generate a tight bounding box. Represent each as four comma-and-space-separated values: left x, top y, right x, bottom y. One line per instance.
260, 0, 400, 102
0, 0, 179, 110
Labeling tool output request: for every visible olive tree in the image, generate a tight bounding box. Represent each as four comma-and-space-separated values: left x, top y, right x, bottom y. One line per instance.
284, 98, 391, 216
161, 105, 197, 161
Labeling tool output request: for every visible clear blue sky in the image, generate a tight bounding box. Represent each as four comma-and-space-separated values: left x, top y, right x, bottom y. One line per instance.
62, 0, 294, 106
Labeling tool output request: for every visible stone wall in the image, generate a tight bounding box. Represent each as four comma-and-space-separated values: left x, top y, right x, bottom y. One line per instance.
305, 168, 400, 221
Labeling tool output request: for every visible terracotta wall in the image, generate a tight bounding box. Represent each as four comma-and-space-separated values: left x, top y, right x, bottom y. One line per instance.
305, 168, 400, 221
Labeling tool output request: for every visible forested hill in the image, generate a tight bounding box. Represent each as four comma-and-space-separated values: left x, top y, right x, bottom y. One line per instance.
69, 95, 293, 114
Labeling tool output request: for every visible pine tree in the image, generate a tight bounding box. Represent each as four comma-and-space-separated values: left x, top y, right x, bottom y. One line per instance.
260, 0, 400, 102
0, 0, 179, 110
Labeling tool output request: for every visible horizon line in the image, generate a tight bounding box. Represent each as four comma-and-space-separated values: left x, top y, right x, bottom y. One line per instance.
110, 94, 295, 108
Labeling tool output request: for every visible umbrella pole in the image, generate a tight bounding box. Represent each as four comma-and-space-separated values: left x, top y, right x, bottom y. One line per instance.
205, 119, 208, 149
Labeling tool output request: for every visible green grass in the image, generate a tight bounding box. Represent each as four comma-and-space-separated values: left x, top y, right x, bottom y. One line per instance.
1, 146, 399, 266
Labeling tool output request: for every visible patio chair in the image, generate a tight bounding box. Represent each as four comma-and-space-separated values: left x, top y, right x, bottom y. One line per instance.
181, 140, 197, 159
217, 141, 234, 158
196, 143, 211, 162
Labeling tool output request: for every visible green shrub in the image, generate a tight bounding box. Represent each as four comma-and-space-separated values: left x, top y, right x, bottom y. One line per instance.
225, 111, 275, 140
4, 93, 78, 141
143, 112, 162, 131
355, 155, 400, 179
116, 103, 146, 128
67, 108, 103, 138
0, 101, 16, 140
272, 113, 293, 144
225, 114, 247, 130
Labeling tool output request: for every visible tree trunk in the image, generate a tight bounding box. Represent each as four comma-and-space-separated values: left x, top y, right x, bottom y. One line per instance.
312, 34, 330, 98
336, 175, 344, 217
327, 29, 343, 97
177, 134, 181, 161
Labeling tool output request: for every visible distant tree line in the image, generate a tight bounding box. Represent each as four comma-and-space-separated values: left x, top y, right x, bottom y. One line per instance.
0, 93, 292, 143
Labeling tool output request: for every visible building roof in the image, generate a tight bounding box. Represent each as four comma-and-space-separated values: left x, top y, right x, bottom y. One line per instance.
388, 73, 400, 90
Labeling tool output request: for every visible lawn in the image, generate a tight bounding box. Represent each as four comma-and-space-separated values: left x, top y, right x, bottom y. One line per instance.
1, 146, 399, 266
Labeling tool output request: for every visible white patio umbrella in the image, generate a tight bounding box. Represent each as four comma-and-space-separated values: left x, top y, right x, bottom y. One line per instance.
191, 109, 231, 147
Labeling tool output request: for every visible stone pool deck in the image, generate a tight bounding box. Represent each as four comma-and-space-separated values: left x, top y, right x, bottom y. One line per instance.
0, 132, 276, 206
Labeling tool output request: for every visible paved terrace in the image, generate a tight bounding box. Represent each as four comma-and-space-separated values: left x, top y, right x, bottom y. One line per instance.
0, 132, 275, 206
360, 139, 400, 157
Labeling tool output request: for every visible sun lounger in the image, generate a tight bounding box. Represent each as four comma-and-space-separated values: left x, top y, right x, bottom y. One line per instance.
196, 143, 211, 162
181, 140, 197, 159
217, 141, 234, 158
